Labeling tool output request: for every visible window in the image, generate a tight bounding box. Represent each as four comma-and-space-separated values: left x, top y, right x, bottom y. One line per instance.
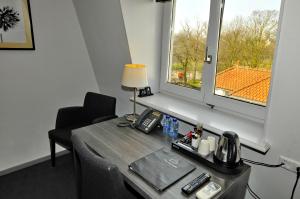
168, 0, 210, 90
161, 0, 283, 120
215, 0, 281, 105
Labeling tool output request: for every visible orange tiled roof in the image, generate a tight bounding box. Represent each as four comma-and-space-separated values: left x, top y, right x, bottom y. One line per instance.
215, 66, 271, 104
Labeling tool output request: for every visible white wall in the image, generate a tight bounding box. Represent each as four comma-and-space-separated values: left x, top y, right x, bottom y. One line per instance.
0, 0, 99, 172
72, 0, 133, 116
72, 0, 164, 116
120, 0, 164, 92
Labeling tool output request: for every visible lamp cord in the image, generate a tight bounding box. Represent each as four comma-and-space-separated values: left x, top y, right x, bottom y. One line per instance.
291, 167, 300, 199
247, 183, 261, 199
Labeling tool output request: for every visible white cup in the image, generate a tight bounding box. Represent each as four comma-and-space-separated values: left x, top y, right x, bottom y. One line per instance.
198, 140, 210, 157
207, 136, 216, 152
191, 137, 201, 149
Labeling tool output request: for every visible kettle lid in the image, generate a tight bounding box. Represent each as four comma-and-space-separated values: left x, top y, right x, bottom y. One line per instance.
223, 131, 239, 142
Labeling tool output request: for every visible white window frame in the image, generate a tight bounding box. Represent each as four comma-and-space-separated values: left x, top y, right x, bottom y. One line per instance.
160, 0, 285, 122
160, 0, 205, 103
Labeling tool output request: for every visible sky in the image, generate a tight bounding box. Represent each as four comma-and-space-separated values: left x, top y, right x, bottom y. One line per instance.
174, 0, 282, 32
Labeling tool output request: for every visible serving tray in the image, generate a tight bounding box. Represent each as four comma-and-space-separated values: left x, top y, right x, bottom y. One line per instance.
171, 139, 245, 175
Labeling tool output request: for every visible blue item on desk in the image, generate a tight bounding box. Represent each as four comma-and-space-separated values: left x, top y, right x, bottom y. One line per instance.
165, 115, 171, 135
172, 118, 179, 140
161, 115, 168, 135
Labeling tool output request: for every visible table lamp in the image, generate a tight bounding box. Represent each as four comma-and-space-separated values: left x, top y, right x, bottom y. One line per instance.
122, 64, 148, 122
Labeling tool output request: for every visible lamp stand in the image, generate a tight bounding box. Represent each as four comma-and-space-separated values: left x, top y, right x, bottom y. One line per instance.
133, 87, 137, 119
125, 88, 138, 123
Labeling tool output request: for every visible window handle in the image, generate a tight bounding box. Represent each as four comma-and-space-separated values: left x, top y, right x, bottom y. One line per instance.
204, 47, 212, 64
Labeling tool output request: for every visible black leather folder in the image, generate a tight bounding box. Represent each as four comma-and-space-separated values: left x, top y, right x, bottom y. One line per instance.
129, 148, 196, 192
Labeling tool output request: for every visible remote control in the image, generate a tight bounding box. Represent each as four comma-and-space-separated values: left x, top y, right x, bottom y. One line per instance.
181, 173, 211, 195
196, 181, 222, 199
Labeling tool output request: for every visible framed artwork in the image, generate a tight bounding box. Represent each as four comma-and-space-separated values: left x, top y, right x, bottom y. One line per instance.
0, 0, 35, 50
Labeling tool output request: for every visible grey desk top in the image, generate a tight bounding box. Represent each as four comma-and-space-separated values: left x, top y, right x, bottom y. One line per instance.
72, 118, 251, 199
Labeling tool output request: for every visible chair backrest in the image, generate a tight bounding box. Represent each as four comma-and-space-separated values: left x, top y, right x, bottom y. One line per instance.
83, 92, 116, 121
72, 133, 133, 199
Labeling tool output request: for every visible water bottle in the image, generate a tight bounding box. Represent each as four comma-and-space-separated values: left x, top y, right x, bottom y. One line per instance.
161, 115, 168, 135
166, 115, 171, 135
172, 118, 179, 139
168, 117, 174, 137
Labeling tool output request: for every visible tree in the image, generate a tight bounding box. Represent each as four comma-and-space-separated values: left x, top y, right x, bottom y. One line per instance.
243, 10, 279, 68
218, 17, 246, 71
172, 22, 194, 85
190, 22, 207, 82
0, 6, 20, 43
218, 10, 279, 70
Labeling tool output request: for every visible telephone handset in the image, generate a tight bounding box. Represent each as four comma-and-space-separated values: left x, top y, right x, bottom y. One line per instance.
135, 108, 163, 134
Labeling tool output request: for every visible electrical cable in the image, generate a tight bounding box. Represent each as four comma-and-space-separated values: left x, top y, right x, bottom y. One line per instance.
242, 158, 285, 168
247, 183, 261, 199
291, 167, 300, 199
117, 121, 132, 127
248, 190, 258, 199
242, 158, 284, 199
243, 159, 299, 199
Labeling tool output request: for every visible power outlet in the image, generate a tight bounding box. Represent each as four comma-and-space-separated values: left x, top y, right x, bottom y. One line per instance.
279, 156, 300, 173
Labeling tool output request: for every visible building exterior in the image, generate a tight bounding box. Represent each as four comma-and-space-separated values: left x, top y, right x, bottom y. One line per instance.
215, 66, 271, 104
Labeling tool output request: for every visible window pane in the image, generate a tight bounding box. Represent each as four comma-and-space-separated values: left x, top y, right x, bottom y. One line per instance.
169, 0, 210, 90
215, 0, 281, 105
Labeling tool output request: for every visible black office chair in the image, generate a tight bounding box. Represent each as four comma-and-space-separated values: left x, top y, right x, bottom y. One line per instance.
48, 92, 117, 167
71, 133, 137, 199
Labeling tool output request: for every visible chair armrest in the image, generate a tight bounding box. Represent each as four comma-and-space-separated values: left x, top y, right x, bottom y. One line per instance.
92, 115, 118, 124
56, 106, 88, 129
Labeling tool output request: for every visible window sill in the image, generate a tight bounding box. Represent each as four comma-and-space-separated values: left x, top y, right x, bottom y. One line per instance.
132, 92, 270, 154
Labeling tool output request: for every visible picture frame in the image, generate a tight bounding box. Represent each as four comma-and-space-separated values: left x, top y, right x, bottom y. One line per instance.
138, 87, 153, 98
0, 0, 35, 50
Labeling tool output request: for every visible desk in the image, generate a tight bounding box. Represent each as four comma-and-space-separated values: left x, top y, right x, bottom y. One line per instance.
72, 118, 251, 199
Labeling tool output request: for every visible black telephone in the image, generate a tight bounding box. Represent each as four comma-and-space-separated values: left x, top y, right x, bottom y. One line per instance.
135, 108, 163, 133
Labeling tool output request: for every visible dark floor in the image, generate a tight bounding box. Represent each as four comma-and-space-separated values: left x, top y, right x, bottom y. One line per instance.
0, 154, 76, 199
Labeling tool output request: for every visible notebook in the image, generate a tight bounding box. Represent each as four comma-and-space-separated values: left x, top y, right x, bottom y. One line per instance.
129, 148, 196, 192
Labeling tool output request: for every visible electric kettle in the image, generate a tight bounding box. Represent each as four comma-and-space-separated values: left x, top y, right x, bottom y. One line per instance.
213, 131, 242, 168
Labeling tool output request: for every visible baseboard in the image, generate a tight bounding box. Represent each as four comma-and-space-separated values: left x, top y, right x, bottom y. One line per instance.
0, 150, 70, 177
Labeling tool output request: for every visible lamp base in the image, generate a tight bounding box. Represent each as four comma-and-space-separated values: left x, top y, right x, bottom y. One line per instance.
125, 114, 138, 123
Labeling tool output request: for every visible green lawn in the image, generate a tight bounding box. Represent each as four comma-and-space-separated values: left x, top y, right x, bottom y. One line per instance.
187, 80, 201, 89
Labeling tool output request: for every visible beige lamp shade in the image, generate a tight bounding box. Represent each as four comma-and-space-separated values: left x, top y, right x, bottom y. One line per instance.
121, 64, 148, 88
